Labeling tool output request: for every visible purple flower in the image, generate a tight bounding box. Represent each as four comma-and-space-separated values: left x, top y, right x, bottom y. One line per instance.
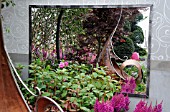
147, 103, 153, 112
134, 100, 147, 112
59, 62, 65, 68
153, 101, 163, 112
94, 99, 99, 112
64, 61, 69, 67
111, 93, 130, 112
134, 100, 163, 112
121, 77, 136, 94
124, 96, 130, 111
51, 49, 56, 57
94, 100, 114, 112
42, 49, 48, 59
35, 47, 40, 57
94, 94, 130, 112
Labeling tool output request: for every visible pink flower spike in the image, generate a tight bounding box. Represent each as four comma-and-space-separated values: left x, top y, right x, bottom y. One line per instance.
64, 61, 69, 67
94, 99, 99, 112
59, 62, 65, 68
131, 52, 140, 61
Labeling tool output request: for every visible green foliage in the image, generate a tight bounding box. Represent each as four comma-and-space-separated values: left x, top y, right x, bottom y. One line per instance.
128, 26, 144, 44
134, 13, 144, 23
114, 36, 135, 59
123, 65, 139, 78
136, 83, 146, 93
134, 44, 147, 56
118, 16, 146, 59
20, 59, 120, 111
60, 9, 89, 48
124, 20, 132, 31
1, 0, 15, 9
31, 8, 89, 61
31, 8, 60, 51
15, 63, 25, 76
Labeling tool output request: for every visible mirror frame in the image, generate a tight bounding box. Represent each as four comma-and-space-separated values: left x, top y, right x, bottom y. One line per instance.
29, 4, 153, 98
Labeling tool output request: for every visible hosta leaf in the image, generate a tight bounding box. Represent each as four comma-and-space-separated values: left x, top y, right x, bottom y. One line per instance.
87, 84, 94, 89
92, 72, 98, 78
106, 92, 113, 98
42, 92, 51, 97
61, 90, 67, 98
80, 107, 90, 112
93, 89, 99, 94
109, 82, 114, 88
99, 92, 104, 97
29, 96, 35, 100
95, 82, 102, 88
52, 96, 59, 100
70, 97, 76, 102
46, 65, 51, 71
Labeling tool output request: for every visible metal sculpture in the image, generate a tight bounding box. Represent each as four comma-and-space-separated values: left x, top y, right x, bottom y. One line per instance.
97, 8, 143, 82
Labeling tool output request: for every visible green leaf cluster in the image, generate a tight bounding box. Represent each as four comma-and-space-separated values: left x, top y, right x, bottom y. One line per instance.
19, 59, 120, 111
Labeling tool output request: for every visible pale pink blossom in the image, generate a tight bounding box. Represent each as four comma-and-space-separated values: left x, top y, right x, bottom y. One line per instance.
59, 62, 65, 68
131, 52, 140, 60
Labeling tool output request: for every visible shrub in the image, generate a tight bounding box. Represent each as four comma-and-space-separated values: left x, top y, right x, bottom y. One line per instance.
128, 26, 144, 44
134, 43, 147, 56
113, 36, 135, 59
20, 59, 121, 111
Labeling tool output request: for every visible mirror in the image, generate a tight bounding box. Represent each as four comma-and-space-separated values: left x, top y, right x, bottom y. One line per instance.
29, 5, 152, 99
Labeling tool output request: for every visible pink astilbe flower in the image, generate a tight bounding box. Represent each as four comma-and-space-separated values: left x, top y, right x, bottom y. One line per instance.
121, 77, 136, 94
134, 100, 163, 112
102, 101, 114, 112
131, 52, 140, 60
94, 99, 99, 112
59, 62, 65, 68
94, 99, 114, 112
153, 101, 163, 112
94, 94, 130, 112
111, 94, 130, 112
134, 100, 147, 112
147, 103, 153, 112
124, 96, 130, 111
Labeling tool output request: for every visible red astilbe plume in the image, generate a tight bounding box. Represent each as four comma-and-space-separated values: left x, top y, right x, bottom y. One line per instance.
94, 93, 130, 112
121, 77, 136, 94
134, 100, 163, 112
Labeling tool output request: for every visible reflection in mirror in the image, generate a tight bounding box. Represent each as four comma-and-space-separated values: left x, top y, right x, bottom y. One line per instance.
29, 5, 152, 106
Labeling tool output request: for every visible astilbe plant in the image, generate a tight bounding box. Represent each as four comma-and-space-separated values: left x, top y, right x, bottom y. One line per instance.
94, 93, 130, 112
121, 77, 136, 94
134, 100, 163, 112
94, 99, 114, 112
